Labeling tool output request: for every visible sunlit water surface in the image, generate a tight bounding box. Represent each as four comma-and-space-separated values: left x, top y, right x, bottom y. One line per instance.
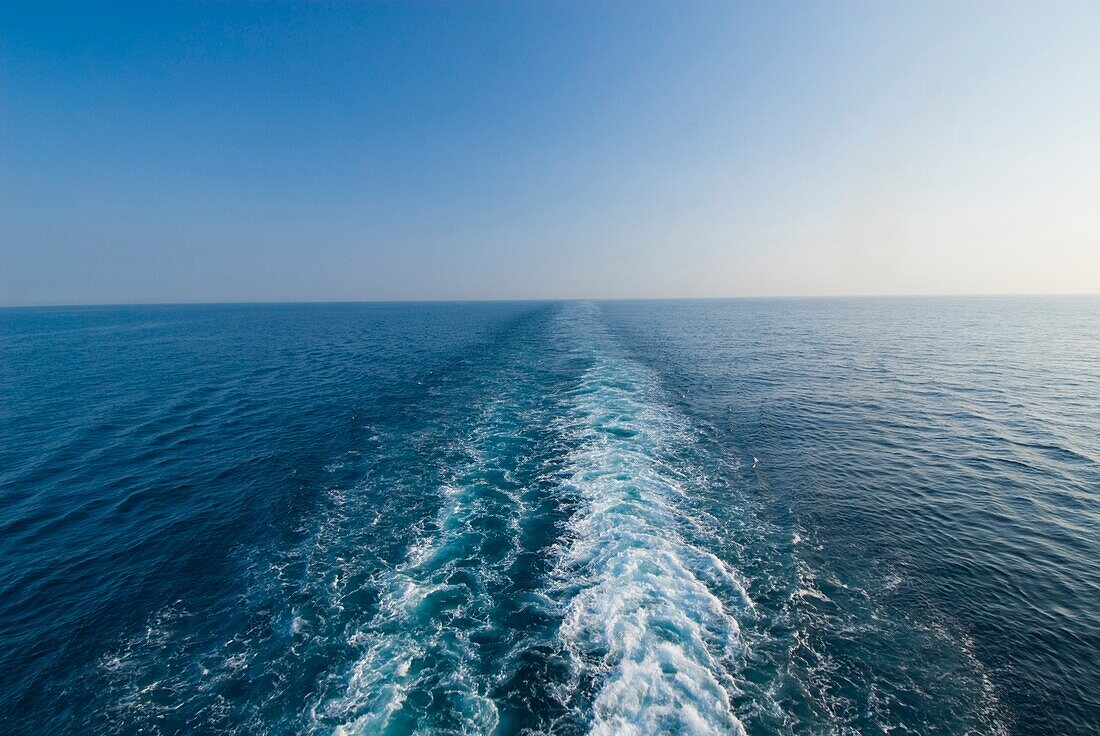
1, 298, 1097, 735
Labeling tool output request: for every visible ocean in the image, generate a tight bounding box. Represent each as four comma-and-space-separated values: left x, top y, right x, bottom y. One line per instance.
1, 298, 1097, 735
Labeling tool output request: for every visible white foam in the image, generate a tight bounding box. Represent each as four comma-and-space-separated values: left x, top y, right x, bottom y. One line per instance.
317, 395, 540, 734
550, 305, 752, 735
318, 478, 504, 733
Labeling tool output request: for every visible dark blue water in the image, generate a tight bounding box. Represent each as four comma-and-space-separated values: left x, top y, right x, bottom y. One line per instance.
1, 299, 1097, 735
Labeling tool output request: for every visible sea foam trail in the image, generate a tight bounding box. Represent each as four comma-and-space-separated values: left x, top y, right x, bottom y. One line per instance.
319, 402, 523, 734
551, 305, 752, 735
317, 373, 546, 735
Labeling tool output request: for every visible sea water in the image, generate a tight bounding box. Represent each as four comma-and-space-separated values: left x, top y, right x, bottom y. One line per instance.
1, 298, 1097, 734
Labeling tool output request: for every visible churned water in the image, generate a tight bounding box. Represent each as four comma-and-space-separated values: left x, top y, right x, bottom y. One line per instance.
1, 298, 1097, 735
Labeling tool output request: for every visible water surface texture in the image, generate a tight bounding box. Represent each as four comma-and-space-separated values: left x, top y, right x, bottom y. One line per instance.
1, 299, 1097, 734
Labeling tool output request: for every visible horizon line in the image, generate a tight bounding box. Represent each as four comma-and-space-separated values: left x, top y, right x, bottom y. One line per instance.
2, 291, 1099, 310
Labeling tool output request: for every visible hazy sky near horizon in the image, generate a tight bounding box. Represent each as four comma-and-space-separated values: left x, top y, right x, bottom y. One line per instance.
2, 1, 1099, 305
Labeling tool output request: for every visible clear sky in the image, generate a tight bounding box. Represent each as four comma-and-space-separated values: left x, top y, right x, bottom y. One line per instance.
2, 1, 1098, 305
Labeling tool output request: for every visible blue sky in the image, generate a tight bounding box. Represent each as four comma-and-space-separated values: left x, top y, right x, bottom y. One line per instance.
2, 1, 1098, 305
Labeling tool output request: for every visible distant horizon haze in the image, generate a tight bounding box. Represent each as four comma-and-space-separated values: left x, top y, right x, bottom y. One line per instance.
3, 1, 1099, 306
3, 292, 1100, 310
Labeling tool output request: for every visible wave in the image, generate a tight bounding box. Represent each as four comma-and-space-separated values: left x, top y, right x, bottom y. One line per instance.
316, 323, 571, 735
316, 403, 524, 735
92, 303, 757, 735
548, 305, 753, 735
27, 300, 1067, 735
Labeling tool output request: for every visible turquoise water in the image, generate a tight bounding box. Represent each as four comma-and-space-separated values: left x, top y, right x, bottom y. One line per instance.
1, 299, 1097, 734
